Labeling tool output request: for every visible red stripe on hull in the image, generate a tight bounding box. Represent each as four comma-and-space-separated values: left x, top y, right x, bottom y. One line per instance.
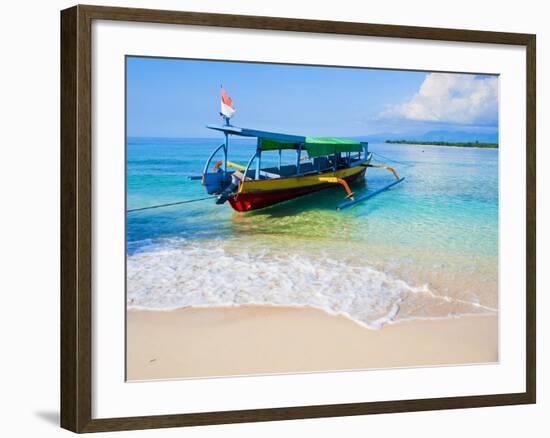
228, 170, 365, 212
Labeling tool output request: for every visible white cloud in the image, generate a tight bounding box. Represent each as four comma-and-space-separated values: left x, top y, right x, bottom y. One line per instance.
383, 73, 498, 125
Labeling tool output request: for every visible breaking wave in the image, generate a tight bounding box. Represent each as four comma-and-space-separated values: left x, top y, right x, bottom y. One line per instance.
127, 240, 495, 329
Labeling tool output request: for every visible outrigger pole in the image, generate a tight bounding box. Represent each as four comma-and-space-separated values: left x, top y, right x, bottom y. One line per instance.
336, 163, 405, 210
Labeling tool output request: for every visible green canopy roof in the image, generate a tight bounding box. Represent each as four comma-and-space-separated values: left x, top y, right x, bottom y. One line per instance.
259, 138, 298, 151
260, 137, 363, 158
304, 137, 363, 158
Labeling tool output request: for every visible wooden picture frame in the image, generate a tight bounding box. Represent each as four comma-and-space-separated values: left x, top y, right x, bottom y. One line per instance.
60, 4, 536, 433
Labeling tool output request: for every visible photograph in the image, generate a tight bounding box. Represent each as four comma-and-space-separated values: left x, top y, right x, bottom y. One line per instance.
125, 57, 499, 381
1, 0, 542, 435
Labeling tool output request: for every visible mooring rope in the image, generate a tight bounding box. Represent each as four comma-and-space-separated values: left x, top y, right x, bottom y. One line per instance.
127, 196, 215, 213
372, 151, 411, 166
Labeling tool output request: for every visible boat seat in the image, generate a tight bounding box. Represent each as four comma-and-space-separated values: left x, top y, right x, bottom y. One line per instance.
234, 169, 280, 181
232, 171, 252, 181
260, 170, 281, 179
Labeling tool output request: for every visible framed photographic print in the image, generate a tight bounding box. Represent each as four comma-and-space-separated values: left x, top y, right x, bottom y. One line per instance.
60, 4, 536, 433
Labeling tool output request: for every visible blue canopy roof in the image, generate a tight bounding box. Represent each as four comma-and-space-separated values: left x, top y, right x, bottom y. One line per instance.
207, 124, 305, 143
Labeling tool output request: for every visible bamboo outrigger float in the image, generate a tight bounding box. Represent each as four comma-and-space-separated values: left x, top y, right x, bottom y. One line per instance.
201, 89, 404, 212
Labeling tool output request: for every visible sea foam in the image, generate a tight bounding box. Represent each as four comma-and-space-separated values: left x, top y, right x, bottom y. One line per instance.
127, 240, 494, 329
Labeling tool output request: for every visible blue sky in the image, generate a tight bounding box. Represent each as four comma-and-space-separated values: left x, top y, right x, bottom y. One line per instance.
126, 57, 499, 139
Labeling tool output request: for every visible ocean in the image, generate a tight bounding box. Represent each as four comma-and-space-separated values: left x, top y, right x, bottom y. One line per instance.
126, 137, 498, 329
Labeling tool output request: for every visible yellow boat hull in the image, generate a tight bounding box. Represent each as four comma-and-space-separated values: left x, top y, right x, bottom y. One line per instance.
229, 163, 368, 212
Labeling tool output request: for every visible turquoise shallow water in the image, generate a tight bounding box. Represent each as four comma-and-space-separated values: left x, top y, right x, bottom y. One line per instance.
126, 137, 498, 327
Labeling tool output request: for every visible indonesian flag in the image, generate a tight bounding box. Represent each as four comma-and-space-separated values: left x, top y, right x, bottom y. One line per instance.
220, 87, 235, 119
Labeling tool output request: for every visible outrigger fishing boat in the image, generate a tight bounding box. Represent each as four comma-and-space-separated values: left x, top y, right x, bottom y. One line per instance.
201, 88, 404, 212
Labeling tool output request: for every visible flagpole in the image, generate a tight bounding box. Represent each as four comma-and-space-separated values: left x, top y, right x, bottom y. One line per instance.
221, 84, 230, 126
220, 85, 232, 171
224, 131, 228, 173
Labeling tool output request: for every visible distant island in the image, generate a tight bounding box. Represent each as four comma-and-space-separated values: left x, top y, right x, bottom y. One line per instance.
385, 140, 498, 148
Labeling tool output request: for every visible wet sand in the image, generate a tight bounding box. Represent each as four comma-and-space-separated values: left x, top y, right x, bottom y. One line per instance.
127, 305, 498, 381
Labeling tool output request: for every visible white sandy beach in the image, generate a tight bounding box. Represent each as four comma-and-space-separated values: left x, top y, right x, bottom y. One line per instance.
127, 305, 498, 381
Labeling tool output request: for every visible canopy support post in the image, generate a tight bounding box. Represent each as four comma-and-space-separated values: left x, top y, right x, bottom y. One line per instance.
255, 138, 262, 180
223, 132, 229, 173
242, 150, 258, 189
296, 144, 302, 175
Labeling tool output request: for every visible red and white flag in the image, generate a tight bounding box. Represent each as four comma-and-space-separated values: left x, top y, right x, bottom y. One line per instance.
220, 87, 235, 119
